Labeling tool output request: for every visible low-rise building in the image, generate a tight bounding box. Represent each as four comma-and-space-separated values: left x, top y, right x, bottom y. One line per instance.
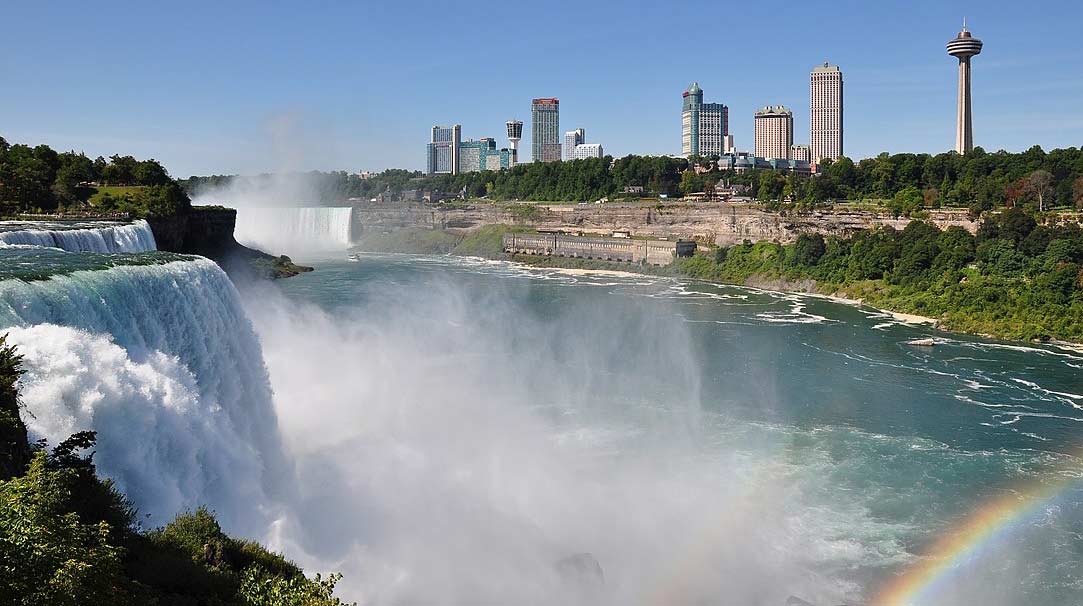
716, 152, 814, 175
572, 143, 604, 160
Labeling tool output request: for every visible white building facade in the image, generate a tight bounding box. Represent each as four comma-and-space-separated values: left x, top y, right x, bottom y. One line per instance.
564, 128, 585, 161
810, 63, 843, 162
572, 143, 604, 159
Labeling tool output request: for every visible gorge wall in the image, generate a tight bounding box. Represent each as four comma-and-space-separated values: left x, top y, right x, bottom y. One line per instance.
147, 206, 241, 257
353, 202, 979, 246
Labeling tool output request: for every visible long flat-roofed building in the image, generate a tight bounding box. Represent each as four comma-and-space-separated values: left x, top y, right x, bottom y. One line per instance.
572, 143, 604, 159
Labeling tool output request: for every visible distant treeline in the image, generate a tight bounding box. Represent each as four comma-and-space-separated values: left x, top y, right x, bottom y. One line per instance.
0, 136, 184, 214
183, 146, 1083, 217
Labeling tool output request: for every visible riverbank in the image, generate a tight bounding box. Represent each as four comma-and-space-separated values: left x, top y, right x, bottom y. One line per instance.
349, 225, 1081, 346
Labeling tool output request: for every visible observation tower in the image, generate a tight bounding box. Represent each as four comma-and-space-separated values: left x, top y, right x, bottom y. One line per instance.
506, 120, 523, 165
947, 20, 983, 154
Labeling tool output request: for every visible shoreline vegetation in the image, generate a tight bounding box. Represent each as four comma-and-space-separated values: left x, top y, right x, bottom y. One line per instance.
350, 219, 1083, 346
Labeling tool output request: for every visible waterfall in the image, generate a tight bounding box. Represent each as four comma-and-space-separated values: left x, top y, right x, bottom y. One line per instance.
234, 207, 353, 254
0, 219, 157, 252
0, 258, 286, 534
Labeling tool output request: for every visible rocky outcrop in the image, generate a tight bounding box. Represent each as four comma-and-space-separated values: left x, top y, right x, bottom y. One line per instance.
147, 206, 239, 257
147, 207, 311, 280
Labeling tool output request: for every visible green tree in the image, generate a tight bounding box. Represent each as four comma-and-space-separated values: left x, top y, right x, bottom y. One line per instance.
0, 452, 125, 606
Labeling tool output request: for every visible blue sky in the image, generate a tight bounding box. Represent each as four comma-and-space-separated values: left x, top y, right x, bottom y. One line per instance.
3, 0, 1082, 177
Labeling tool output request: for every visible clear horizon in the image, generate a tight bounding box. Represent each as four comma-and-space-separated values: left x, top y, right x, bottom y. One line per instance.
4, 0, 1083, 177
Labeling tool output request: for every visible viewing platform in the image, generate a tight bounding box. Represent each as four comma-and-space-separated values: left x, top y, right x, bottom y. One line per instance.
503, 232, 695, 266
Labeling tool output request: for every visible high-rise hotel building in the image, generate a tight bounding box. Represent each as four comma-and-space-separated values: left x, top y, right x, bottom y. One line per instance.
564, 128, 585, 161
681, 82, 729, 158
754, 106, 793, 161
532, 98, 561, 163
427, 124, 461, 175
810, 63, 843, 162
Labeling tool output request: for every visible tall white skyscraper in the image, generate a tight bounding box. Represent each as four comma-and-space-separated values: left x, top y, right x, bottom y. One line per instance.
754, 106, 793, 160
564, 128, 585, 161
810, 63, 843, 162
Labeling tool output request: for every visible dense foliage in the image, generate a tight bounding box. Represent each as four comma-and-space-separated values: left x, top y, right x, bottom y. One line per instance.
92, 183, 192, 218
0, 340, 351, 605
0, 136, 180, 214
669, 208, 1083, 341
184, 147, 1083, 216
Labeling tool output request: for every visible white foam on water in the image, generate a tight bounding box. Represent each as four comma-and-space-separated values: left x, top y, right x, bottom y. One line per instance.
0, 258, 287, 535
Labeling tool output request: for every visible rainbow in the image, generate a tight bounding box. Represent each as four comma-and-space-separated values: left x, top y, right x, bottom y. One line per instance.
874, 468, 1079, 605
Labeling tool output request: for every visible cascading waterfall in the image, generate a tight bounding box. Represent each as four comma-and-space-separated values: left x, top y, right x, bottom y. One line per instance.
234, 207, 353, 254
0, 219, 157, 252
0, 257, 286, 534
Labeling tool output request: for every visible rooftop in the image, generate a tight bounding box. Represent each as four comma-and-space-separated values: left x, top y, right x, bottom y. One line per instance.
755, 105, 792, 116
812, 62, 841, 73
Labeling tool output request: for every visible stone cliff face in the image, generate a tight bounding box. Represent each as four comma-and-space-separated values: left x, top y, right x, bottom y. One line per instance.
353, 202, 979, 246
147, 207, 310, 280
147, 206, 240, 257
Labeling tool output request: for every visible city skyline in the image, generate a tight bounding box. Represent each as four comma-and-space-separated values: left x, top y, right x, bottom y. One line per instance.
4, 2, 1083, 176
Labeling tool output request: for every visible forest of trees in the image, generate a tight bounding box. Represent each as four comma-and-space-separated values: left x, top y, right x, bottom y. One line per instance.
0, 136, 181, 215
670, 207, 1083, 341
5, 133, 1082, 220
183, 146, 1083, 218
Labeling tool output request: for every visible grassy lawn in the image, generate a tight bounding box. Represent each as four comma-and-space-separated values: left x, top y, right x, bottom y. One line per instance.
86, 185, 146, 206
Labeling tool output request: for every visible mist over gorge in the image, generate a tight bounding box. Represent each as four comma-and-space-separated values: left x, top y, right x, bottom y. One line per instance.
3, 205, 1082, 604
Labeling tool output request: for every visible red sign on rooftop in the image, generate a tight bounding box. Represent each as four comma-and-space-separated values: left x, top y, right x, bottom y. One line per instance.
532, 98, 559, 105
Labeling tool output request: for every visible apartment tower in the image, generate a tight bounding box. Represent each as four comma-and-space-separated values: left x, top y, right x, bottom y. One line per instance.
810, 63, 843, 162
531, 98, 561, 162
754, 106, 794, 160
681, 82, 729, 157
426, 124, 461, 175
564, 128, 585, 161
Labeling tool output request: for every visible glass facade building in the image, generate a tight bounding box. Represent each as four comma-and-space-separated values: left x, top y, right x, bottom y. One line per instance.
682, 83, 728, 158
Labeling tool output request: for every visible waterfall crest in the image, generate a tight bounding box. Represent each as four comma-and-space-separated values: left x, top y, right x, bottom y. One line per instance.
0, 258, 285, 533
0, 219, 157, 252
